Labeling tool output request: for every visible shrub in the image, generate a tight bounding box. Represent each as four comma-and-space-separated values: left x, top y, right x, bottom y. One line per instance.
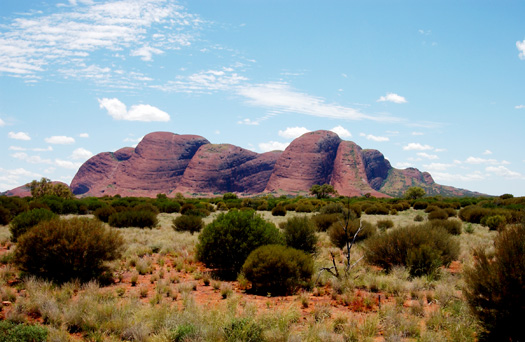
0, 206, 10, 225
0, 321, 48, 342
328, 220, 376, 249
464, 224, 525, 341
295, 203, 314, 213
281, 216, 318, 254
155, 200, 180, 213
427, 219, 462, 235
14, 217, 124, 283
284, 203, 297, 211
223, 192, 238, 200
413, 201, 428, 210
133, 203, 159, 215
376, 219, 394, 231
364, 205, 389, 215
392, 201, 411, 212
482, 215, 507, 231
271, 205, 287, 216
458, 205, 490, 224
223, 318, 263, 342
424, 205, 440, 213
61, 199, 79, 214
172, 215, 204, 234
108, 210, 158, 228
94, 206, 116, 223
444, 207, 457, 217
320, 203, 344, 214
414, 214, 424, 222
364, 224, 459, 277
311, 213, 341, 232
196, 210, 283, 276
180, 203, 209, 217
0, 196, 28, 218
10, 208, 57, 242
427, 209, 448, 221
242, 245, 313, 295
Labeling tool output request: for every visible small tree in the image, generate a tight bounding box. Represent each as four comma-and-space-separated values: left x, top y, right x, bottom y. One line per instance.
309, 184, 338, 199
404, 186, 426, 200
281, 216, 318, 254
28, 178, 73, 199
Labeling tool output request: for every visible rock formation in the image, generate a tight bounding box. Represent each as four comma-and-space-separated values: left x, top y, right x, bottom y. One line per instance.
68, 130, 481, 198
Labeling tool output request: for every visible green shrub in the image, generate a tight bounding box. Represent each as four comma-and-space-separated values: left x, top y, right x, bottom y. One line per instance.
172, 215, 204, 234
376, 219, 394, 231
61, 199, 79, 214
223, 192, 238, 200
413, 201, 428, 210
364, 225, 459, 277
427, 209, 448, 221
284, 203, 297, 211
482, 215, 507, 231
196, 210, 283, 276
271, 205, 287, 216
311, 213, 341, 232
108, 210, 158, 228
458, 205, 491, 223
444, 207, 457, 217
464, 224, 525, 341
424, 205, 440, 213
427, 219, 462, 235
414, 214, 424, 222
94, 206, 116, 223
155, 200, 181, 213
180, 203, 209, 217
10, 208, 57, 242
38, 196, 63, 214
14, 217, 124, 283
392, 201, 411, 212
364, 205, 389, 215
0, 206, 10, 225
0, 321, 48, 342
170, 324, 197, 342
406, 244, 443, 278
223, 318, 263, 342
242, 245, 313, 295
133, 203, 159, 215
320, 203, 344, 214
0, 196, 28, 218
295, 203, 314, 213
281, 216, 318, 254
328, 220, 376, 249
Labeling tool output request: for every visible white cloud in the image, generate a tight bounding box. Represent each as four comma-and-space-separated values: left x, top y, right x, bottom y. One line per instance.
517, 40, 525, 60
423, 163, 454, 171
377, 93, 407, 104
55, 159, 82, 169
411, 132, 424, 136
71, 147, 93, 160
483, 149, 492, 155
11, 152, 52, 164
465, 156, 499, 165
417, 152, 438, 160
8, 131, 31, 140
45, 135, 75, 144
258, 141, 289, 152
238, 82, 400, 122
154, 68, 248, 94
0, 167, 43, 191
395, 162, 413, 168
0, 0, 204, 79
486, 166, 523, 179
364, 134, 389, 142
79, 133, 89, 138
403, 143, 433, 151
237, 118, 260, 126
434, 148, 447, 152
515, 105, 525, 109
278, 127, 310, 139
432, 172, 485, 182
330, 125, 351, 138
0, 118, 5, 127
98, 98, 170, 122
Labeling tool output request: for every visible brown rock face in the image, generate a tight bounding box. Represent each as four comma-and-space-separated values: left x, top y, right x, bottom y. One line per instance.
264, 131, 341, 193
175, 145, 280, 194
65, 129, 482, 198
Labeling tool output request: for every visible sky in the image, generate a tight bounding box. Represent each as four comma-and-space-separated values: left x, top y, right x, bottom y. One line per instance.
1, 0, 524, 196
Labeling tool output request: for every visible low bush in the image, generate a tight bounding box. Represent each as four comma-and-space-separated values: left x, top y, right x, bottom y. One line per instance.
412, 201, 428, 210
10, 208, 57, 241
223, 318, 263, 342
242, 244, 313, 295
155, 200, 180, 213
108, 210, 158, 228
458, 205, 491, 224
0, 321, 48, 342
133, 203, 159, 215
284, 203, 297, 211
427, 219, 462, 235
364, 225, 459, 277
94, 206, 116, 223
172, 214, 204, 234
444, 207, 457, 217
376, 219, 394, 231
311, 213, 341, 232
464, 224, 525, 341
482, 215, 507, 231
196, 210, 283, 276
364, 205, 389, 215
424, 205, 440, 213
0, 206, 10, 225
427, 209, 448, 221
295, 203, 314, 213
280, 216, 318, 254
14, 217, 124, 283
328, 219, 376, 249
392, 201, 411, 212
414, 214, 424, 222
320, 203, 344, 214
271, 205, 286, 216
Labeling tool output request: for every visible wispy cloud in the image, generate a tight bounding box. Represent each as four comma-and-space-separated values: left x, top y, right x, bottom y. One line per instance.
417, 152, 438, 160
0, 167, 42, 191
71, 147, 93, 160
278, 127, 310, 139
8, 132, 31, 140
517, 40, 525, 60
423, 163, 454, 171
486, 166, 523, 179
239, 82, 400, 122
0, 118, 5, 127
79, 133, 89, 138
483, 149, 492, 155
360, 133, 389, 142
0, 0, 204, 79
403, 143, 433, 151
516, 104, 525, 109
377, 93, 407, 104
45, 135, 75, 144
432, 171, 485, 182
258, 141, 289, 152
98, 98, 170, 122
153, 68, 248, 94
465, 156, 499, 165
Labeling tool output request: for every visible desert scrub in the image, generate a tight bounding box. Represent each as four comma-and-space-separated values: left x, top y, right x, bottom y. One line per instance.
14, 217, 124, 283
242, 245, 313, 295
427, 219, 462, 235
0, 321, 48, 342
108, 210, 158, 228
311, 213, 341, 232
93, 205, 116, 223
376, 219, 394, 231
9, 208, 57, 242
364, 224, 459, 277
280, 216, 318, 254
464, 223, 525, 341
172, 214, 204, 234
328, 219, 376, 249
196, 209, 283, 276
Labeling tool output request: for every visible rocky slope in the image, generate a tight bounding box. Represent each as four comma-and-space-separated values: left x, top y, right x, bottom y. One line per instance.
69, 130, 481, 198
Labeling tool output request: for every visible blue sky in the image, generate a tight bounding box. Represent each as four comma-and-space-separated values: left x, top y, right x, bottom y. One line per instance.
1, 0, 524, 196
